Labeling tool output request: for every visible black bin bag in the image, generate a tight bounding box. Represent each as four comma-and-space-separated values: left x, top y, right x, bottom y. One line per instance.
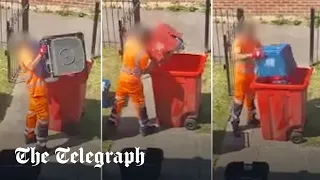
40, 32, 86, 82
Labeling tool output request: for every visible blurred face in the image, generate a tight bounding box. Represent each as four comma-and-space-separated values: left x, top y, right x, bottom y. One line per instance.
241, 24, 256, 40
17, 41, 32, 52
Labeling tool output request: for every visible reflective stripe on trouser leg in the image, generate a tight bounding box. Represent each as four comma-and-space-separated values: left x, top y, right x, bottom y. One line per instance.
36, 120, 48, 147
34, 96, 49, 147
108, 106, 119, 123
230, 99, 243, 123
108, 95, 125, 124
26, 96, 37, 139
245, 97, 256, 121
25, 110, 37, 138
138, 106, 149, 127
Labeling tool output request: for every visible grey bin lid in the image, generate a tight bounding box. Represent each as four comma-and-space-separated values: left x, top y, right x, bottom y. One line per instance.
50, 37, 85, 76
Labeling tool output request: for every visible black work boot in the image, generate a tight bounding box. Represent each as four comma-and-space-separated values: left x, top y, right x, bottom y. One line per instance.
247, 115, 260, 128
231, 119, 241, 137
247, 104, 260, 128
229, 101, 243, 137
140, 125, 158, 137
138, 106, 159, 136
35, 144, 51, 154
139, 125, 148, 137
36, 120, 49, 153
140, 119, 160, 137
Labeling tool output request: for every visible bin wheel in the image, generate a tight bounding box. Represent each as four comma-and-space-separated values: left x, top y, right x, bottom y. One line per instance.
45, 77, 58, 83
184, 117, 197, 131
290, 131, 304, 144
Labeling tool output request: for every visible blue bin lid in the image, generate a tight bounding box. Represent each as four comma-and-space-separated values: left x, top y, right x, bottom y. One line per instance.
262, 44, 290, 54
102, 79, 111, 91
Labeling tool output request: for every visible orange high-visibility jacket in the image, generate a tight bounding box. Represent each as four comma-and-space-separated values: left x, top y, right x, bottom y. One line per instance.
232, 37, 261, 105
19, 47, 47, 97
233, 37, 261, 77
120, 37, 151, 82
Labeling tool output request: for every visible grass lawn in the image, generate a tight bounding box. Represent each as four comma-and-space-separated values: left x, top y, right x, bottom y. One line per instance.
211, 64, 320, 161
302, 65, 320, 146
102, 47, 121, 151
212, 63, 231, 166
0, 50, 14, 122
78, 56, 101, 139
196, 54, 211, 133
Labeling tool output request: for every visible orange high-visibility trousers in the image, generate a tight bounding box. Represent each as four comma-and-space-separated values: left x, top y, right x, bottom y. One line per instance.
232, 72, 256, 121
108, 37, 151, 126
231, 37, 261, 122
25, 95, 49, 146
109, 76, 148, 125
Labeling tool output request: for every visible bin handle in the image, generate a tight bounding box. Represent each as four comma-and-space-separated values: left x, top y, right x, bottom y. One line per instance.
284, 95, 290, 128
175, 78, 187, 84
60, 48, 76, 66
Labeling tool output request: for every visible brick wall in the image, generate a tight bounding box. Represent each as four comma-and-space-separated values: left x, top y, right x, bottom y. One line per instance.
29, 0, 202, 8
140, 0, 203, 2
29, 0, 97, 8
213, 0, 320, 16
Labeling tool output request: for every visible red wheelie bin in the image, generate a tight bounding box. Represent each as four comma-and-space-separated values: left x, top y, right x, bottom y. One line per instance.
251, 67, 313, 144
41, 32, 89, 135
150, 53, 207, 130
47, 67, 89, 134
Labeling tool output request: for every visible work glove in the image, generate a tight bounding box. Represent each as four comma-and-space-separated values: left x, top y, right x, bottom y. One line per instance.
252, 48, 264, 60
39, 45, 48, 56
87, 59, 94, 73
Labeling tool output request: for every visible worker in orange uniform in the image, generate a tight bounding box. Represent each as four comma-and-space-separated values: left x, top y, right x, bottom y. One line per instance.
17, 35, 50, 152
105, 26, 159, 137
229, 21, 264, 137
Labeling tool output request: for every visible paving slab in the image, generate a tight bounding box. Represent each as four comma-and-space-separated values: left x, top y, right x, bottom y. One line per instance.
103, 9, 210, 53
103, 75, 211, 180
214, 107, 320, 180
0, 12, 101, 180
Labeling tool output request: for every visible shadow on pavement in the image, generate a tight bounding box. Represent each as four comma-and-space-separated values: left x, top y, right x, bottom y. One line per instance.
38, 162, 101, 180
47, 98, 101, 151
215, 165, 320, 180
103, 92, 211, 141
103, 148, 211, 180
0, 92, 13, 123
103, 116, 159, 140
213, 129, 226, 156
198, 92, 211, 126
213, 129, 246, 156
303, 98, 320, 138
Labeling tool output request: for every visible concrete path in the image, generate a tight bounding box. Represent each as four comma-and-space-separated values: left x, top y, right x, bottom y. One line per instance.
213, 23, 315, 66
213, 23, 320, 179
103, 10, 211, 180
214, 108, 320, 180
0, 12, 101, 180
0, 79, 101, 180
103, 75, 211, 180
103, 9, 210, 53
